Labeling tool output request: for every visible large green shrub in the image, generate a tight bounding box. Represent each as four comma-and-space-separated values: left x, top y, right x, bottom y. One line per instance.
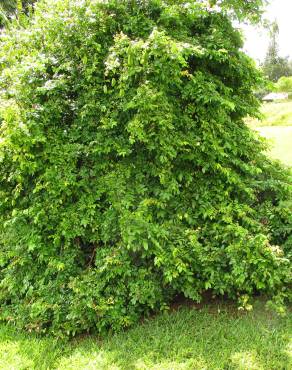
0, 0, 291, 336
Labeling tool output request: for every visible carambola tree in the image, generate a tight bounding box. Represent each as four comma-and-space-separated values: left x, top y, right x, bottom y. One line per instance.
0, 0, 291, 335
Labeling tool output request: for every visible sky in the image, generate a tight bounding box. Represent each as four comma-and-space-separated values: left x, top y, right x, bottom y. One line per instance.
242, 0, 292, 63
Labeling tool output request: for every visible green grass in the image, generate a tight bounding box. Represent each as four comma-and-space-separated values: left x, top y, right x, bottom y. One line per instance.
256, 126, 292, 166
246, 100, 292, 166
248, 100, 292, 127
0, 300, 291, 369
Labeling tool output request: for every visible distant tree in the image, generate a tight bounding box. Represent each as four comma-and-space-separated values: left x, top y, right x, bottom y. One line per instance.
262, 21, 292, 81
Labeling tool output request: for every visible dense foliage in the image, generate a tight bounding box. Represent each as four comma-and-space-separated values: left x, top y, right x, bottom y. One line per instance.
0, 0, 291, 336
0, 0, 36, 27
208, 0, 268, 23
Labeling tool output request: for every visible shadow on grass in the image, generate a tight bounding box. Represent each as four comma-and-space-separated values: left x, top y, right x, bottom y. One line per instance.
0, 300, 291, 369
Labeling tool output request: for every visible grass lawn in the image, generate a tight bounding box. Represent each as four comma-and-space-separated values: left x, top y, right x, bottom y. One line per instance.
257, 126, 292, 166
0, 300, 291, 369
247, 100, 292, 127
247, 100, 292, 166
